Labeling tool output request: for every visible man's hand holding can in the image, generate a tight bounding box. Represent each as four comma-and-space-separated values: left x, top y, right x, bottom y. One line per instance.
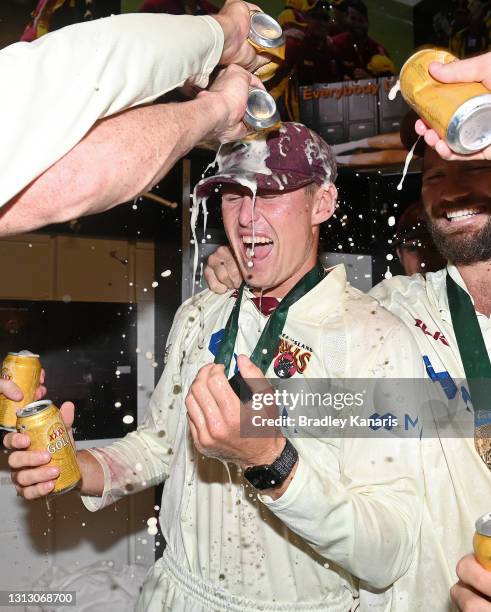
3, 400, 75, 500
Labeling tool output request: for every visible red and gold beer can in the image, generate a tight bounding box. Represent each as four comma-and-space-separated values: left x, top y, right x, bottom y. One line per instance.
0, 350, 41, 430
16, 400, 81, 496
474, 512, 491, 570
399, 49, 491, 154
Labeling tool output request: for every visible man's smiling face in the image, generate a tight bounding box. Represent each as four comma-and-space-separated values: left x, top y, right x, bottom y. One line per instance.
421, 146, 491, 265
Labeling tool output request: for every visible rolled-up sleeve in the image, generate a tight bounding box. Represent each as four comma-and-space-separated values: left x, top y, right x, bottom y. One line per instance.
82, 302, 189, 511
0, 13, 223, 205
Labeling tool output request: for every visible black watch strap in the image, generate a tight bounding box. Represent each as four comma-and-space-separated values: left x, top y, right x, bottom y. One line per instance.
244, 439, 298, 490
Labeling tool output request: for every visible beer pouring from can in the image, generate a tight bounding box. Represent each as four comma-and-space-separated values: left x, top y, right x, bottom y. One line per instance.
243, 88, 281, 132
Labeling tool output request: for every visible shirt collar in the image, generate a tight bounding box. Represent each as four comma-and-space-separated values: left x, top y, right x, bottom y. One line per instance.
439, 263, 477, 318
242, 264, 346, 323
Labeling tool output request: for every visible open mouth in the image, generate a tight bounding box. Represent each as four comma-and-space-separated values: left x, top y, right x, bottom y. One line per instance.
240, 235, 274, 263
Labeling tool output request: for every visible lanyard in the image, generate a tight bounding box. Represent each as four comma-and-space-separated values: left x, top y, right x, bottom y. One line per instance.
214, 263, 325, 377
446, 272, 491, 421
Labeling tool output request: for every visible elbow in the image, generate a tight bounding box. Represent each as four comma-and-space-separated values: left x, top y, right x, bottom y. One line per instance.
354, 532, 416, 590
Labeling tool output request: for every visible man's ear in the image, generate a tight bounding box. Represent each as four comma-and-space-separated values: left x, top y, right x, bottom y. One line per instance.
311, 184, 337, 226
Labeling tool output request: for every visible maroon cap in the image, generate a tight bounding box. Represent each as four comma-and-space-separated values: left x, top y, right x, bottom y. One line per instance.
194, 122, 337, 199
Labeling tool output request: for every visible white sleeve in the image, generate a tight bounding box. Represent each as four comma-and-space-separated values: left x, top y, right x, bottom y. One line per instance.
260, 437, 423, 589
260, 324, 426, 589
0, 13, 223, 206
82, 302, 189, 512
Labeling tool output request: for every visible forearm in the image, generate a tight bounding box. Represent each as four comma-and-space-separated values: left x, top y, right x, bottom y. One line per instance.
79, 426, 176, 511
260, 441, 422, 589
76, 449, 105, 497
0, 93, 224, 235
0, 13, 223, 207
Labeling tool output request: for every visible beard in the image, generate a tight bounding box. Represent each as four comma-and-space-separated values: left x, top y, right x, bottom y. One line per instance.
426, 213, 491, 265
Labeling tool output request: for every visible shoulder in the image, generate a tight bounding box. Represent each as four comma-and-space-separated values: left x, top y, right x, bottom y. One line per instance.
369, 270, 445, 318
369, 273, 423, 303
342, 282, 409, 335
336, 284, 424, 377
170, 288, 234, 337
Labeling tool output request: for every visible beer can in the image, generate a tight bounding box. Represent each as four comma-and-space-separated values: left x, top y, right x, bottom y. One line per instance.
243, 88, 281, 131
248, 12, 285, 57
399, 49, 491, 155
474, 512, 491, 570
0, 350, 41, 431
16, 400, 81, 496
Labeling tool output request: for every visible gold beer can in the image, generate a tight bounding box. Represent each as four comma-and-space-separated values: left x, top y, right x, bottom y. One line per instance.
399, 49, 491, 155
244, 88, 281, 132
16, 400, 81, 496
249, 12, 285, 83
474, 512, 491, 570
0, 350, 41, 431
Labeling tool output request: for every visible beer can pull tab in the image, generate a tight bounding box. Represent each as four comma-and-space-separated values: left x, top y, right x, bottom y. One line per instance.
243, 88, 281, 132
474, 512, 491, 570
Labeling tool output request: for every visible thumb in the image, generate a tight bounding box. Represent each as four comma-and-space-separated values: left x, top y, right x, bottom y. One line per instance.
60, 401, 75, 430
237, 355, 271, 395
429, 56, 487, 84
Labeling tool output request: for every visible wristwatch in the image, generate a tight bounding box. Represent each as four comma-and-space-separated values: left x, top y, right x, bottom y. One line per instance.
243, 439, 298, 490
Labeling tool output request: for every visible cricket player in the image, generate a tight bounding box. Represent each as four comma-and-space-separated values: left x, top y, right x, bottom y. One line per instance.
5, 123, 429, 611
204, 130, 491, 610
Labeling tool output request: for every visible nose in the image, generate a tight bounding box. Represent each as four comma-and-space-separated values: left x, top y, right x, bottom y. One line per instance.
439, 171, 471, 203
238, 196, 261, 227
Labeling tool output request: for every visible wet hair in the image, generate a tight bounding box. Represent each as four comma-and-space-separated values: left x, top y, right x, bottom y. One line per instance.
346, 0, 368, 18
304, 182, 320, 198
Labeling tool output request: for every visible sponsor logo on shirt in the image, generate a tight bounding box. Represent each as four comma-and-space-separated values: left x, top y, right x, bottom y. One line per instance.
415, 319, 449, 346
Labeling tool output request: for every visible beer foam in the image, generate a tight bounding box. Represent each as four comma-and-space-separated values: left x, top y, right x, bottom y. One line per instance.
388, 80, 400, 101
397, 137, 421, 191
192, 138, 273, 292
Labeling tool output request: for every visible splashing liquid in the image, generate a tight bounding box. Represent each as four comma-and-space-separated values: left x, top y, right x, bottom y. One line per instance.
388, 80, 400, 101
45, 497, 53, 520
397, 137, 421, 191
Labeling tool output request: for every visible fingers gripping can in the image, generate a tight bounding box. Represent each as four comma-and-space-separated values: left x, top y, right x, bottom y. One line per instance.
0, 351, 41, 430
248, 12, 285, 83
248, 12, 285, 58
16, 400, 81, 496
400, 49, 491, 154
244, 88, 281, 131
474, 512, 491, 570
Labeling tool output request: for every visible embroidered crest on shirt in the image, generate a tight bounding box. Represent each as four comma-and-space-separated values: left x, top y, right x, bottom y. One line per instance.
273, 334, 312, 378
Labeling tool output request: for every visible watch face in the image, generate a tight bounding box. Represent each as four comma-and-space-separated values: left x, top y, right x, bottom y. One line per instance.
244, 465, 283, 490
